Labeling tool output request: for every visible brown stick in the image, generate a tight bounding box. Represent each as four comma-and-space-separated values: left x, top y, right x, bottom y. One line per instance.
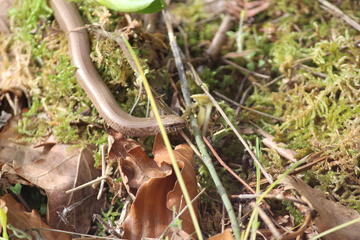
203, 136, 256, 193
206, 15, 235, 58
318, 0, 360, 32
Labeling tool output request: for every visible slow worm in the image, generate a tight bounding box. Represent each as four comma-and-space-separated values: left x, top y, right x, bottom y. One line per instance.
50, 0, 185, 136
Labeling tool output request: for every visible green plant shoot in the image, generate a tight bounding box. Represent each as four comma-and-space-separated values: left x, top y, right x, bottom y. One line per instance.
0, 208, 8, 240
97, 0, 166, 13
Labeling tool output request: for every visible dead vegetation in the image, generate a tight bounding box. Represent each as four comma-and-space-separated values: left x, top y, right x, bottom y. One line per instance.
0, 0, 359, 239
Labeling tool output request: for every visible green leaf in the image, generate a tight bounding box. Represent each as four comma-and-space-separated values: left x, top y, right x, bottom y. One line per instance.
97, 0, 166, 13
136, 0, 166, 14
9, 184, 22, 195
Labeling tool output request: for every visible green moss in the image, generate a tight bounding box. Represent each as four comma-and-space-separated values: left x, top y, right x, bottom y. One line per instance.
9, 0, 131, 146
246, 0, 360, 209
284, 201, 303, 226
9, 0, 52, 50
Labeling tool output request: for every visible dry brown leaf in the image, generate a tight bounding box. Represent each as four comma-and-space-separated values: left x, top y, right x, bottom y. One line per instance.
109, 134, 198, 240
209, 228, 234, 240
1, 194, 70, 240
282, 176, 360, 240
0, 121, 104, 233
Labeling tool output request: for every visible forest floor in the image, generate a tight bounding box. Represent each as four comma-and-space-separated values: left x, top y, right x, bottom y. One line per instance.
0, 0, 359, 239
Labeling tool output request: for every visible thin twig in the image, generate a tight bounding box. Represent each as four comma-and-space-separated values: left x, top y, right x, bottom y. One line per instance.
206, 15, 235, 58
233, 193, 308, 206
237, 84, 252, 116
242, 157, 308, 239
318, 0, 360, 32
97, 144, 106, 200
252, 123, 297, 162
94, 214, 123, 238
264, 74, 283, 87
203, 136, 256, 194
30, 228, 121, 240
250, 201, 281, 239
281, 210, 313, 240
262, 137, 297, 163
163, 10, 242, 239
5, 93, 20, 115
214, 90, 283, 121
190, 64, 273, 184
239, 85, 252, 106
158, 188, 206, 240
249, 153, 324, 187
299, 64, 327, 78
223, 58, 270, 79
118, 33, 203, 240
179, 130, 201, 158
65, 176, 108, 194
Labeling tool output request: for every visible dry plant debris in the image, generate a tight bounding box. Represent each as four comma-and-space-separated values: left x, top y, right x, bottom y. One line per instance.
1, 0, 360, 239
0, 120, 104, 234
0, 194, 70, 239
208, 228, 234, 240
109, 133, 198, 239
283, 176, 360, 240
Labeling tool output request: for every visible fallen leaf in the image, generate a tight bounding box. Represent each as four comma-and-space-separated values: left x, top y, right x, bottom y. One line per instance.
209, 228, 234, 240
282, 176, 360, 240
1, 194, 70, 240
0, 121, 104, 233
109, 134, 198, 240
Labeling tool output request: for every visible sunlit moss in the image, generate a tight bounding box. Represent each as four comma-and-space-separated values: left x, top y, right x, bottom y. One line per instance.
248, 0, 360, 210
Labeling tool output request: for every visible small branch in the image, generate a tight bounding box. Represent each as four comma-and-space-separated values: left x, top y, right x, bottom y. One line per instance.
214, 90, 283, 121
158, 188, 206, 240
118, 32, 203, 240
30, 227, 122, 240
206, 15, 235, 58
203, 136, 256, 194
262, 137, 297, 163
97, 144, 106, 200
250, 201, 281, 239
318, 0, 360, 32
190, 64, 274, 184
163, 10, 242, 239
248, 153, 326, 187
223, 58, 270, 79
281, 210, 313, 240
253, 125, 297, 162
65, 176, 108, 194
179, 130, 201, 158
232, 193, 308, 206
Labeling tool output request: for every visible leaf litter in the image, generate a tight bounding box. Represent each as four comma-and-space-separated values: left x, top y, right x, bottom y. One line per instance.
1, 0, 360, 239
109, 133, 198, 239
0, 119, 105, 234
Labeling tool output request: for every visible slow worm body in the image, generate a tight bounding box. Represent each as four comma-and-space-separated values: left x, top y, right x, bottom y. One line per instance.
50, 0, 184, 136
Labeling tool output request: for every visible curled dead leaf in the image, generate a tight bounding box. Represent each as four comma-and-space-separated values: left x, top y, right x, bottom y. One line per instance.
208, 228, 234, 240
0, 121, 104, 233
1, 194, 70, 240
282, 176, 360, 240
109, 134, 198, 240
